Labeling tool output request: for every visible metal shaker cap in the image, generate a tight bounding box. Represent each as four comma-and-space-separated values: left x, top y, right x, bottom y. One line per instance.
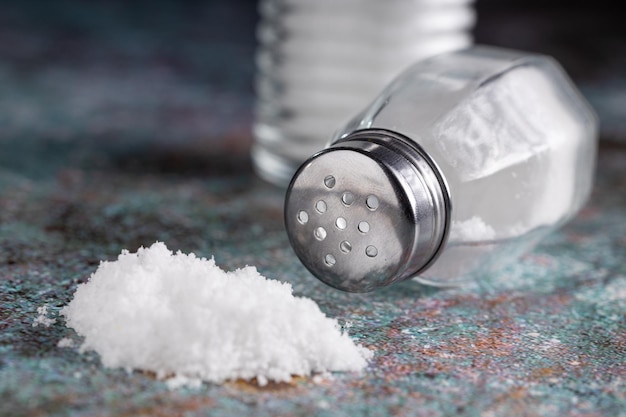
284, 129, 451, 292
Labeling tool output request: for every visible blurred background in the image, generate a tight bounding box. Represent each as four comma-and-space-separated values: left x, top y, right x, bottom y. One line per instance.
1, 3, 625, 414
0, 0, 624, 179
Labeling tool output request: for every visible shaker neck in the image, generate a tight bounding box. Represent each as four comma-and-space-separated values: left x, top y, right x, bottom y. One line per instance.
333, 129, 451, 280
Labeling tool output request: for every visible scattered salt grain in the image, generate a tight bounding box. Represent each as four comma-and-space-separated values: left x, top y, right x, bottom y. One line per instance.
312, 373, 330, 385
60, 242, 372, 387
32, 305, 56, 328
57, 337, 76, 348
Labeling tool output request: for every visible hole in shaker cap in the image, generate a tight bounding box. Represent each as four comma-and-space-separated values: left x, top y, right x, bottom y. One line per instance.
366, 195, 379, 210
324, 175, 336, 189
365, 245, 378, 257
340, 240, 352, 253
358, 221, 370, 234
315, 200, 327, 213
335, 217, 347, 230
314, 227, 327, 241
341, 192, 354, 206
297, 210, 309, 225
324, 254, 336, 266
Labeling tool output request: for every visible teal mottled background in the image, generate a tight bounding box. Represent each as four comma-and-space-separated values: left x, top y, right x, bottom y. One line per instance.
1, 1, 624, 416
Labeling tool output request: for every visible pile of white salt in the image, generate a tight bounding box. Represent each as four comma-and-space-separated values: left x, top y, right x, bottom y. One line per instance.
61, 242, 371, 388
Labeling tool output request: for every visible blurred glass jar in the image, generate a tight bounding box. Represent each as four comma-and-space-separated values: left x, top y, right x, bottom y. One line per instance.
252, 0, 476, 186
284, 46, 598, 292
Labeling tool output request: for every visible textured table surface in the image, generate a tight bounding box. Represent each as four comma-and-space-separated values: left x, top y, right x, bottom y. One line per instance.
1, 1, 625, 416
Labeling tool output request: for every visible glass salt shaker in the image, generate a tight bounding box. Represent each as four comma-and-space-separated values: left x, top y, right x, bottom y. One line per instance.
284, 45, 598, 292
252, 0, 476, 186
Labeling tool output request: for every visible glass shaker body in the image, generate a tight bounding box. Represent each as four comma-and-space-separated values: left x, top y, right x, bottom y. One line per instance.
284, 45, 597, 292
331, 45, 598, 287
252, 0, 476, 186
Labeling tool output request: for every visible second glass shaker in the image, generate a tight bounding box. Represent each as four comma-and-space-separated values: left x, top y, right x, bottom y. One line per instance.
252, 0, 476, 186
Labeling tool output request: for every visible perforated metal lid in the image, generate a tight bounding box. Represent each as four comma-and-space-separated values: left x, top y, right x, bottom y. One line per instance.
285, 129, 451, 292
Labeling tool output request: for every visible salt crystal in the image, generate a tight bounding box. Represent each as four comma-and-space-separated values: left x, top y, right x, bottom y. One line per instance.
165, 375, 202, 390
60, 242, 372, 387
32, 305, 56, 328
312, 374, 325, 384
57, 337, 75, 348
449, 216, 496, 242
